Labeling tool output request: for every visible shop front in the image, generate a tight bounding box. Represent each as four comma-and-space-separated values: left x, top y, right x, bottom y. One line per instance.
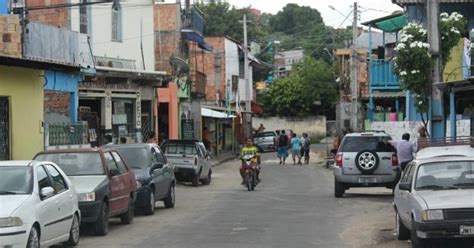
201, 107, 236, 157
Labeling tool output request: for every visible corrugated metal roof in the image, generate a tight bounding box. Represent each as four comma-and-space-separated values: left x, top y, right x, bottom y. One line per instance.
393, 0, 473, 4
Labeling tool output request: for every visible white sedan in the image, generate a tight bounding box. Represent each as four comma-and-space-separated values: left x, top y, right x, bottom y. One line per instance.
0, 161, 81, 247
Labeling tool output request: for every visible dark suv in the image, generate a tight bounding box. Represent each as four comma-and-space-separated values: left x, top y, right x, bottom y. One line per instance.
35, 148, 137, 236
333, 131, 401, 198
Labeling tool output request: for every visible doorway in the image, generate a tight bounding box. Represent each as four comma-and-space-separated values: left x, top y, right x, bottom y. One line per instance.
0, 97, 10, 160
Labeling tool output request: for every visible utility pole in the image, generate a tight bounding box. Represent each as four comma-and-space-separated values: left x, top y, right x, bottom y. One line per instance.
243, 14, 252, 138
351, 2, 359, 130
427, 0, 444, 138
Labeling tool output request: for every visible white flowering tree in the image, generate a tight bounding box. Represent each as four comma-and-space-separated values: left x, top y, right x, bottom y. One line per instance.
394, 12, 466, 134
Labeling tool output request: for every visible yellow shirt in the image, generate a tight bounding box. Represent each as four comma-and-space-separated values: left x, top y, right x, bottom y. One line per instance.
241, 146, 259, 163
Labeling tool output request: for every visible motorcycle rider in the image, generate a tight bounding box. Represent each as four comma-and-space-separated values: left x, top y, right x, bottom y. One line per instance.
240, 138, 261, 185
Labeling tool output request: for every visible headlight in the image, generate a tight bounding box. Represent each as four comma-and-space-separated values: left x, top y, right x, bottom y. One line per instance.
0, 217, 23, 228
78, 192, 96, 202
136, 181, 143, 189
422, 210, 444, 221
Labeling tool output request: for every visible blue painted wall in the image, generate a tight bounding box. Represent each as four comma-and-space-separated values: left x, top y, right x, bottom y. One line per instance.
44, 70, 81, 122
0, 0, 8, 14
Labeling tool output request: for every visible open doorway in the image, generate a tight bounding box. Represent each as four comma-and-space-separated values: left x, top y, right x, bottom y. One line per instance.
158, 102, 169, 143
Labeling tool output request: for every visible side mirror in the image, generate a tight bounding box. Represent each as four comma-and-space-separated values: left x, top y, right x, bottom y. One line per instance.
399, 182, 412, 192
40, 186, 55, 199
109, 168, 120, 177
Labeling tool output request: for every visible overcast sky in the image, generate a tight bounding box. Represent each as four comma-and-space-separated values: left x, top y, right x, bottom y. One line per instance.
173, 0, 403, 28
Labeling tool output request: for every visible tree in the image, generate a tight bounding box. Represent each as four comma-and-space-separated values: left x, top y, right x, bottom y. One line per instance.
260, 57, 338, 117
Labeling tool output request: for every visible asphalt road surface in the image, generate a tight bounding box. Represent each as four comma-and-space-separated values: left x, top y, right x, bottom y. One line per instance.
76, 152, 411, 248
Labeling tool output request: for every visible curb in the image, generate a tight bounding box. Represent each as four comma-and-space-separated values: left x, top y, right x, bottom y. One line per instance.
211, 156, 237, 167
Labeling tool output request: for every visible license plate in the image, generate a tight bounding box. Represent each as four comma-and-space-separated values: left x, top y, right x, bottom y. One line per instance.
460, 226, 474, 235
358, 177, 376, 183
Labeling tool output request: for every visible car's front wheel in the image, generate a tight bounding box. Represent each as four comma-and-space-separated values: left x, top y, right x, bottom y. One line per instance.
163, 184, 175, 208
334, 178, 345, 198
94, 202, 109, 236
143, 188, 155, 216
120, 196, 134, 224
396, 212, 410, 240
27, 225, 40, 248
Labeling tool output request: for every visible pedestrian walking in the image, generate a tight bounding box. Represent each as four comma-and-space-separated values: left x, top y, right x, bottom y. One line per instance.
301, 133, 311, 164
276, 130, 289, 165
147, 131, 158, 144
290, 133, 302, 165
389, 133, 416, 171
331, 130, 342, 155
417, 126, 427, 151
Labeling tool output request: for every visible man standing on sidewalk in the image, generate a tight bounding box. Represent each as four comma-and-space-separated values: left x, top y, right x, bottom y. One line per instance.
276, 130, 289, 165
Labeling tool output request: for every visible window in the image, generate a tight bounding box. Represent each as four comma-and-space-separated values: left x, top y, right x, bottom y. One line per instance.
111, 2, 122, 42
79, 0, 88, 34
37, 166, 52, 191
35, 153, 104, 176
401, 162, 415, 183
104, 152, 120, 175
45, 164, 67, 193
112, 152, 128, 174
340, 136, 396, 153
152, 147, 166, 164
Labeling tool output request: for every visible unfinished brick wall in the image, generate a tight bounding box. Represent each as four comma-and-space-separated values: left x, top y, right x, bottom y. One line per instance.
0, 15, 21, 58
26, 0, 70, 28
154, 3, 181, 73
44, 89, 71, 124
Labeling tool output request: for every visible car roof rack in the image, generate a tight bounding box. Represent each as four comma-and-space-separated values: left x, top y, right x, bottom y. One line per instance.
420, 136, 473, 148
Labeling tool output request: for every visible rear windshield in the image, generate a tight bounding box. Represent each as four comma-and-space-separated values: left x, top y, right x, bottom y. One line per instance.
340, 136, 395, 153
115, 148, 149, 169
163, 143, 197, 155
35, 152, 104, 176
256, 132, 275, 137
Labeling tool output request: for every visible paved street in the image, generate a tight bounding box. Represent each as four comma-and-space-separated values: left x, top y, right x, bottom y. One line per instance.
77, 152, 410, 248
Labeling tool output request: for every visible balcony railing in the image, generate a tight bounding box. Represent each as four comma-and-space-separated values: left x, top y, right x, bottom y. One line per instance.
182, 7, 204, 35
369, 59, 400, 89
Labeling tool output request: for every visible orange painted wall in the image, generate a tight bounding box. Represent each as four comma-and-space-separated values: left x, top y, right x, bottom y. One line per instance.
156, 82, 179, 141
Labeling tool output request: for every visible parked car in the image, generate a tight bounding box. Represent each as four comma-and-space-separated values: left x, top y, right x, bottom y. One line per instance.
111, 144, 176, 215
34, 148, 137, 236
333, 131, 400, 198
162, 140, 212, 187
0, 161, 80, 247
254, 131, 277, 152
394, 145, 474, 247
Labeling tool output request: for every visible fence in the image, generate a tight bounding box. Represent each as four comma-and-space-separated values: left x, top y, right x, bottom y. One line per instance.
45, 122, 89, 147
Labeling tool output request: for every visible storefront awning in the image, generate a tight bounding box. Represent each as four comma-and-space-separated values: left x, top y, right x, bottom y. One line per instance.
201, 107, 235, 119
361, 12, 407, 33
183, 32, 213, 52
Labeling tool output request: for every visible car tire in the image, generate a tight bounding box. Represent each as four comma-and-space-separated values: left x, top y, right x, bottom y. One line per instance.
411, 219, 428, 248
355, 150, 380, 175
120, 196, 134, 224
201, 169, 212, 185
396, 212, 410, 241
64, 213, 80, 246
334, 178, 345, 198
143, 188, 155, 216
163, 184, 175, 208
191, 173, 200, 187
94, 202, 109, 236
27, 225, 40, 248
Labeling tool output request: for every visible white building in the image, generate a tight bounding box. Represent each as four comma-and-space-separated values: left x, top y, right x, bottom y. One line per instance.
275, 49, 304, 78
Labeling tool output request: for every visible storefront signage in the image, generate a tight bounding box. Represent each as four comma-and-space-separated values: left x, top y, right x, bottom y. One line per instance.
79, 81, 139, 91
112, 114, 127, 124
181, 119, 194, 140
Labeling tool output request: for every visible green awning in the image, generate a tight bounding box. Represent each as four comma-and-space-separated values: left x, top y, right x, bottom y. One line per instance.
362, 13, 407, 33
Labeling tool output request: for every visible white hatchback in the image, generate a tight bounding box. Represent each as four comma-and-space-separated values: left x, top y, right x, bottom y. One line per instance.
0, 161, 81, 248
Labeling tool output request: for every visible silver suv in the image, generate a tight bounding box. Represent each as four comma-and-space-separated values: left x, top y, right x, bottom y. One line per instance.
333, 131, 401, 198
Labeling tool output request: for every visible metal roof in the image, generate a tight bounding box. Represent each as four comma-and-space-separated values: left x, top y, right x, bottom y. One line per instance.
393, 0, 473, 4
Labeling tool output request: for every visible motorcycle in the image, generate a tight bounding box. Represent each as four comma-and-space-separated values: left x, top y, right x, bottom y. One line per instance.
241, 154, 258, 191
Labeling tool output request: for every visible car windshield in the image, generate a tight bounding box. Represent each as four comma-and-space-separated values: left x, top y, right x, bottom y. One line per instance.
339, 136, 395, 153
35, 153, 105, 176
0, 166, 33, 195
163, 143, 197, 155
115, 148, 149, 169
416, 161, 474, 190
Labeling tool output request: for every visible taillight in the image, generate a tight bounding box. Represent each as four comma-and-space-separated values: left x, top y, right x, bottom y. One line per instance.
336, 153, 343, 167
392, 154, 399, 167
194, 157, 198, 166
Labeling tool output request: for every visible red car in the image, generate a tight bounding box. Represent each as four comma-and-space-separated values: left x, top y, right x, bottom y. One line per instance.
35, 148, 137, 236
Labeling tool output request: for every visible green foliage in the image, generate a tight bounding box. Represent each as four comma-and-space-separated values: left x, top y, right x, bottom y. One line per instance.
440, 12, 467, 67
260, 57, 338, 117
